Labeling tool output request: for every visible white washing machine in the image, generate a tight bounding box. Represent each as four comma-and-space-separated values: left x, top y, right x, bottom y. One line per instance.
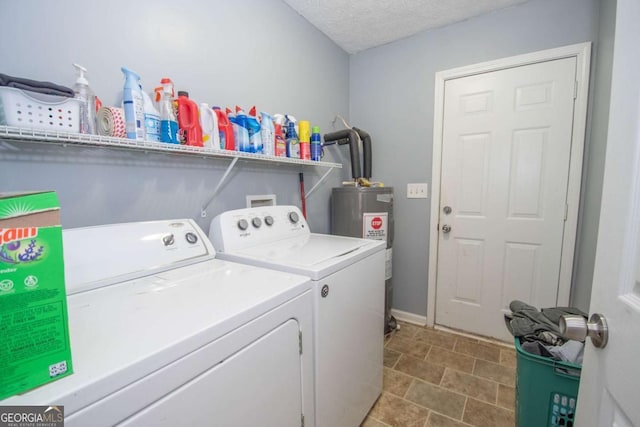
209, 205, 385, 427
2, 219, 315, 427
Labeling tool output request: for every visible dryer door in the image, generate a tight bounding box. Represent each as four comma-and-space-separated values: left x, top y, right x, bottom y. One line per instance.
119, 319, 303, 427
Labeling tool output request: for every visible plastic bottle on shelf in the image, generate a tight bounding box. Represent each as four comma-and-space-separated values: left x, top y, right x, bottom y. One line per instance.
176, 91, 203, 146
311, 126, 322, 161
72, 63, 96, 134
213, 107, 234, 150
121, 66, 145, 140
200, 103, 221, 150
230, 110, 250, 152
286, 121, 299, 158
298, 120, 311, 160
275, 123, 286, 157
260, 112, 275, 156
141, 87, 161, 142
155, 78, 179, 144
285, 114, 298, 136
246, 114, 262, 153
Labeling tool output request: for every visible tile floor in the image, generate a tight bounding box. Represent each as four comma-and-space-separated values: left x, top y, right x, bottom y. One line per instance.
362, 322, 517, 427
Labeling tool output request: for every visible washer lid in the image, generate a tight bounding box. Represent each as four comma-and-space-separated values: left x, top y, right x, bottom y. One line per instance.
3, 258, 311, 413
227, 233, 385, 279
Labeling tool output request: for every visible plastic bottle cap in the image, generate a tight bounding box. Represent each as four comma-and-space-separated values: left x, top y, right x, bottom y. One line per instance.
154, 86, 163, 102
121, 66, 140, 81
178, 91, 189, 97
298, 120, 311, 142
73, 63, 89, 86
312, 126, 320, 134
160, 78, 174, 97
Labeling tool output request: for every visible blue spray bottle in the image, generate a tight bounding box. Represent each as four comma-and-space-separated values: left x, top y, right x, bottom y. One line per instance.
121, 66, 145, 140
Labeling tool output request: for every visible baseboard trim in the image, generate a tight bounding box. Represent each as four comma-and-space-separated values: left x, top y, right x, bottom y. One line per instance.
434, 325, 514, 349
390, 309, 427, 326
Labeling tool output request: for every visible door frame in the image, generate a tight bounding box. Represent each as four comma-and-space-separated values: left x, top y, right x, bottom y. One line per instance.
426, 42, 592, 328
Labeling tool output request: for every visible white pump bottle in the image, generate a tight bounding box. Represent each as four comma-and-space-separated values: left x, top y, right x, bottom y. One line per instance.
72, 63, 96, 134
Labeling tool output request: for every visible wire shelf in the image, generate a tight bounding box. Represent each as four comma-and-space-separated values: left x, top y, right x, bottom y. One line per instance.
0, 125, 342, 168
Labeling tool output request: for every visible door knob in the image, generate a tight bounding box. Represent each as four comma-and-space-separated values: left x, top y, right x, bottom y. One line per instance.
441, 224, 452, 233
559, 313, 608, 348
443, 206, 452, 214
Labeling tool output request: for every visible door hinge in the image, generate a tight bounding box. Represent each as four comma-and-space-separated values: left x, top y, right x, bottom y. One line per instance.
564, 203, 568, 221
301, 414, 305, 427
299, 331, 303, 355
573, 81, 578, 99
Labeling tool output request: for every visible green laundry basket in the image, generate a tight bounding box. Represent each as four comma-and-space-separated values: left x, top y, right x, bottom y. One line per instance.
515, 338, 581, 427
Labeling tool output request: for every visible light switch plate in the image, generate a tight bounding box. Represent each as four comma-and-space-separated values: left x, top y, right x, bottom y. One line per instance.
407, 183, 428, 199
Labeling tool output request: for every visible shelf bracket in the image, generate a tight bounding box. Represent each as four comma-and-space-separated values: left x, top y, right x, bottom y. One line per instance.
305, 167, 335, 199
201, 156, 239, 217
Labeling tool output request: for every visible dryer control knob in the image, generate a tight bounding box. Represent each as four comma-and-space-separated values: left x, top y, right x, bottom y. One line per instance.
185, 232, 198, 244
162, 234, 175, 246
237, 219, 249, 231
252, 217, 262, 228
264, 216, 274, 226
288, 211, 299, 224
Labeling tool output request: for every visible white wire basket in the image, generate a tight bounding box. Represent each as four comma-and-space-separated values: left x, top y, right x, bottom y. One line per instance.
0, 86, 80, 132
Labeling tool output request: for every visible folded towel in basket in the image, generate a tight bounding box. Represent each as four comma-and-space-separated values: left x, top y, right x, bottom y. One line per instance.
0, 73, 75, 97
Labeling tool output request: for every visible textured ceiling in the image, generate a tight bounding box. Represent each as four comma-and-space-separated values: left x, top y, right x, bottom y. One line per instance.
283, 0, 530, 53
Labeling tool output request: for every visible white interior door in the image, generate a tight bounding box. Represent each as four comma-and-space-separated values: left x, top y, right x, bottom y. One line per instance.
575, 0, 640, 424
436, 57, 578, 341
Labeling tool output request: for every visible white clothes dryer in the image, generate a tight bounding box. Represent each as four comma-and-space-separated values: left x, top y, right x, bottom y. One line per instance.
2, 219, 315, 427
210, 206, 385, 427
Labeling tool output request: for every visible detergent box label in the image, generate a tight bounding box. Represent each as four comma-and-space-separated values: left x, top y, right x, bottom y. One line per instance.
0, 191, 72, 401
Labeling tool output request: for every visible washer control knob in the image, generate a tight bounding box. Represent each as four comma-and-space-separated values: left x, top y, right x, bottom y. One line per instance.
185, 232, 198, 244
252, 217, 262, 228
237, 219, 249, 231
264, 215, 274, 226
288, 211, 299, 224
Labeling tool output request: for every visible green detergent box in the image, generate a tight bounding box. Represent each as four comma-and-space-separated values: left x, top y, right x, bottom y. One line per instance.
0, 191, 73, 400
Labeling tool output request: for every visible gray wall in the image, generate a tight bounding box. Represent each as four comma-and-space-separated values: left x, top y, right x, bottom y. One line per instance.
349, 0, 608, 316
0, 0, 351, 233
571, 0, 616, 312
